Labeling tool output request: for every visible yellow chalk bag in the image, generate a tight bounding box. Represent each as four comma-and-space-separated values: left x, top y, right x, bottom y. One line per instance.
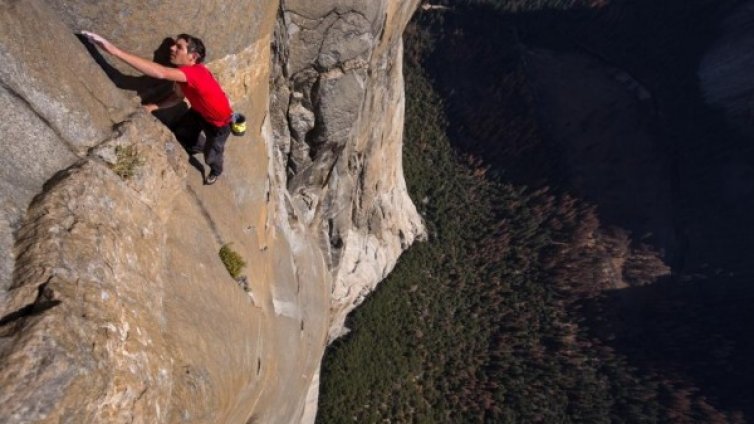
231, 112, 247, 136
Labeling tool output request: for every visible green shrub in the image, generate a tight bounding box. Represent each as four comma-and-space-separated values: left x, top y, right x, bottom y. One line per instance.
219, 243, 246, 279
111, 145, 144, 179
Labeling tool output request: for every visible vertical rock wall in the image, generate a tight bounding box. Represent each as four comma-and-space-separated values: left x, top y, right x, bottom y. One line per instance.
270, 0, 424, 342
0, 0, 422, 422
0, 0, 134, 291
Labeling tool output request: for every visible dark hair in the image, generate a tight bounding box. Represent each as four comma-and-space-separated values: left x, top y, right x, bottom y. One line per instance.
177, 33, 206, 64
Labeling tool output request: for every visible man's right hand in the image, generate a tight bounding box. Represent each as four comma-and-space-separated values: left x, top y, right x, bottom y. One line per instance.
81, 31, 118, 55
143, 104, 159, 113
81, 31, 186, 83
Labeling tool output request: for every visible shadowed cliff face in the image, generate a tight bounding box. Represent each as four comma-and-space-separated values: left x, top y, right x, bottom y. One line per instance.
0, 0, 421, 422
418, 0, 754, 417
700, 1, 754, 139
424, 0, 754, 277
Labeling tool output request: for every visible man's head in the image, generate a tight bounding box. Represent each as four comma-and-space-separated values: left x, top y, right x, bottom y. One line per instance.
170, 34, 206, 66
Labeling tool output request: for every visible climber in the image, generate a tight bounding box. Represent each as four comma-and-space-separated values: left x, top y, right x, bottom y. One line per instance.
82, 31, 232, 185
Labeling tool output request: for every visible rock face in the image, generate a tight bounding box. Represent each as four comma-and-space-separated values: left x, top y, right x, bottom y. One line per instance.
0, 1, 134, 291
270, 0, 424, 342
0, 0, 422, 422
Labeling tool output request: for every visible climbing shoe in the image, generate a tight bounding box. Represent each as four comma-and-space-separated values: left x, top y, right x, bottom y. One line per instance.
206, 172, 218, 185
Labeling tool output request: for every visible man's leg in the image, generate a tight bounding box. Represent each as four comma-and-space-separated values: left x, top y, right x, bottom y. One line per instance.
203, 123, 231, 183
171, 109, 205, 153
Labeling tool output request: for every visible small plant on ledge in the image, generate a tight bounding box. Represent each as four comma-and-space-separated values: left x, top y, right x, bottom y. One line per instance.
110, 145, 144, 179
219, 243, 246, 280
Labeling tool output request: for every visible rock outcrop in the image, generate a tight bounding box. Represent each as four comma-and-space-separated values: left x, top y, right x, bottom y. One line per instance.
0, 0, 422, 422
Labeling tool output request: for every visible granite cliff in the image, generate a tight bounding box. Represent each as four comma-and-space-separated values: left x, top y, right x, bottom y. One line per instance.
0, 0, 423, 422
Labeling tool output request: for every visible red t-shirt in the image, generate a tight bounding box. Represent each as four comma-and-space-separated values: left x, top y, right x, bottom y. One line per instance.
178, 64, 232, 127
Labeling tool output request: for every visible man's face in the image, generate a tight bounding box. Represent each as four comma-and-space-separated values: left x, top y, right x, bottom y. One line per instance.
169, 38, 196, 66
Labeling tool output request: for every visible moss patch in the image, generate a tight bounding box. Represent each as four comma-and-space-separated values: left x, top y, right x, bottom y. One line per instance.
110, 145, 144, 179
219, 243, 246, 279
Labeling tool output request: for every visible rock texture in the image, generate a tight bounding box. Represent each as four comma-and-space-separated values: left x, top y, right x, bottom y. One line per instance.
1, 115, 184, 423
270, 0, 424, 342
0, 0, 134, 291
0, 0, 422, 423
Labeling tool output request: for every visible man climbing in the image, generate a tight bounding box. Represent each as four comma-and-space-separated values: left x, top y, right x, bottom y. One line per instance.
82, 31, 233, 185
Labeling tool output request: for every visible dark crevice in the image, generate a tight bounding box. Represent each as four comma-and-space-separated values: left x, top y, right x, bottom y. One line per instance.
0, 282, 61, 332
185, 184, 224, 246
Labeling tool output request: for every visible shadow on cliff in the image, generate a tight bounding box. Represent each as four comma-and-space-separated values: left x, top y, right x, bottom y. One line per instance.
77, 35, 178, 107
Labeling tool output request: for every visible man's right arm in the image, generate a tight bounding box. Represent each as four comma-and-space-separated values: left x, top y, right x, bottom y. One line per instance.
82, 31, 187, 82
